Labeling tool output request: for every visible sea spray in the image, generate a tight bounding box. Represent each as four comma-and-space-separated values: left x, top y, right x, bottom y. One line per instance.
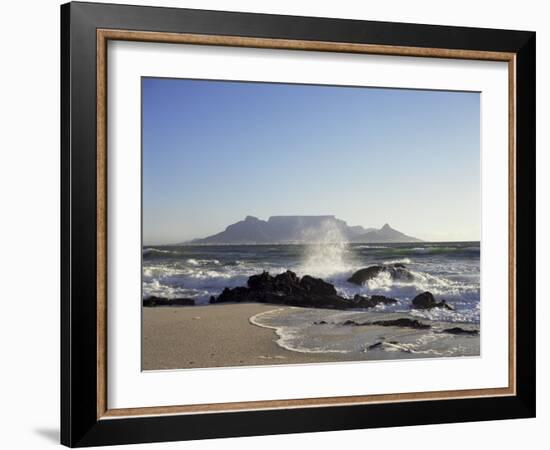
297, 220, 357, 278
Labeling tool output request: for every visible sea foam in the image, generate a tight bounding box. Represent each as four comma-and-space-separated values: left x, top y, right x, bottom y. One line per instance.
250, 307, 479, 358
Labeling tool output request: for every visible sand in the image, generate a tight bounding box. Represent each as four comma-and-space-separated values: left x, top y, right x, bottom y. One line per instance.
142, 303, 480, 370
142, 303, 355, 370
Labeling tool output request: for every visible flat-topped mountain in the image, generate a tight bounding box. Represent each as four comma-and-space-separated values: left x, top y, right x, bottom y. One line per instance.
188, 215, 420, 244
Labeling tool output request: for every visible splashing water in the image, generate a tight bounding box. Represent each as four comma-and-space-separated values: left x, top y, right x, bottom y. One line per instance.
142, 241, 480, 322
297, 220, 355, 278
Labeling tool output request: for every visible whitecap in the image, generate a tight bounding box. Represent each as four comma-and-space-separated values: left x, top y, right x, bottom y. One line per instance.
143, 247, 172, 256
186, 258, 220, 266
382, 258, 412, 265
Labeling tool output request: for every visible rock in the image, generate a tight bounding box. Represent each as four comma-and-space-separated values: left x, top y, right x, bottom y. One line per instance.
247, 271, 276, 291
334, 317, 430, 329
301, 275, 338, 296
339, 319, 369, 326
212, 270, 401, 310
143, 298, 155, 307
372, 318, 431, 329
211, 286, 252, 304
314, 320, 328, 325
347, 264, 414, 286
342, 319, 359, 326
170, 298, 195, 306
442, 327, 479, 336
352, 294, 397, 308
347, 266, 382, 285
211, 270, 355, 309
411, 292, 436, 308
143, 296, 195, 307
411, 292, 453, 310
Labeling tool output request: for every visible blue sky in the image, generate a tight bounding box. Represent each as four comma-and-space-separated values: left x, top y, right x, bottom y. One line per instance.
142, 78, 480, 245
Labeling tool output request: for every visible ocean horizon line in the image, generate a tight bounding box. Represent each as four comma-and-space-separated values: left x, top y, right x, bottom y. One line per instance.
143, 240, 481, 247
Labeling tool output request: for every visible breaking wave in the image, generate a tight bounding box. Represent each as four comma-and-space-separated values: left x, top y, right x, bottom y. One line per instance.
142, 241, 479, 321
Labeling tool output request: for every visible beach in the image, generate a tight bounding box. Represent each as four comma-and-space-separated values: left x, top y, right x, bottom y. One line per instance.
142, 242, 480, 370
142, 303, 351, 370
142, 302, 479, 370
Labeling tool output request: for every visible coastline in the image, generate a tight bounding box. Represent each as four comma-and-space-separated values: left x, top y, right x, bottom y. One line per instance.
142, 303, 479, 370
142, 303, 355, 370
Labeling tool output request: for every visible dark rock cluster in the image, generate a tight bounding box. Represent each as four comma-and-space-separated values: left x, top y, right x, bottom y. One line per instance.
210, 270, 397, 310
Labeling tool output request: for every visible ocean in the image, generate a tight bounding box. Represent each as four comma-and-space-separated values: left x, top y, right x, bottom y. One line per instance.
142, 241, 480, 326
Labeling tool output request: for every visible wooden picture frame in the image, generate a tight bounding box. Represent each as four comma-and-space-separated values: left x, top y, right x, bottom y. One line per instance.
61, 1, 535, 447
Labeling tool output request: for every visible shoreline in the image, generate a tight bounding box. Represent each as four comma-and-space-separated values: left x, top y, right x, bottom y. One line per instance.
143, 303, 354, 370
142, 303, 479, 371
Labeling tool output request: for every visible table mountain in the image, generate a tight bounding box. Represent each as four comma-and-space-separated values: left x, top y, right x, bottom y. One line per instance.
188, 215, 420, 244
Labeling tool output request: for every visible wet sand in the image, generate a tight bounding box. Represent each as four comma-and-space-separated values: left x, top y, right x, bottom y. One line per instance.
142, 303, 353, 370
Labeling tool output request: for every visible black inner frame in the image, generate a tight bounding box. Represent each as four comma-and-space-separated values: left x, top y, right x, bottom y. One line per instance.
61, 2, 536, 447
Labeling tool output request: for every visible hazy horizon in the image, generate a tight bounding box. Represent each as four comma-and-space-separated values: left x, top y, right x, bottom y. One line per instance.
144, 213, 480, 246
143, 78, 480, 245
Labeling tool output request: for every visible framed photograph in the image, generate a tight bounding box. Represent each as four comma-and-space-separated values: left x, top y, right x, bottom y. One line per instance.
61, 1, 536, 447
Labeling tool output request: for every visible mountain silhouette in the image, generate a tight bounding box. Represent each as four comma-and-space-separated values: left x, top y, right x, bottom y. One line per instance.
189, 216, 420, 244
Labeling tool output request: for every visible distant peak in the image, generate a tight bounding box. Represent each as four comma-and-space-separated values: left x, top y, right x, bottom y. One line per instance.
244, 215, 259, 221
381, 223, 392, 230
268, 215, 335, 220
